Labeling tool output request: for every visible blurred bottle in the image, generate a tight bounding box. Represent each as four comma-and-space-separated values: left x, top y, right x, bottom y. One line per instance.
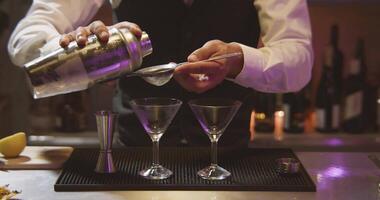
254, 92, 275, 133
55, 92, 86, 132
377, 87, 380, 131
342, 39, 367, 133
283, 90, 308, 133
316, 24, 343, 133
29, 98, 55, 133
378, 89, 380, 132
366, 83, 379, 132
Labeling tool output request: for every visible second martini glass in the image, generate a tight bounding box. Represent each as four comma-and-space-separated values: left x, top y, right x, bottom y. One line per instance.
189, 98, 242, 180
130, 97, 182, 180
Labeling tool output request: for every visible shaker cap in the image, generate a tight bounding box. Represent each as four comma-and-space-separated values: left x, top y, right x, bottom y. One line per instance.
117, 27, 153, 59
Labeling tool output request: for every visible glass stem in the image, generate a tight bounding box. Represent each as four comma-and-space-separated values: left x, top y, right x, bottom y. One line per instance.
152, 140, 160, 166
211, 141, 218, 167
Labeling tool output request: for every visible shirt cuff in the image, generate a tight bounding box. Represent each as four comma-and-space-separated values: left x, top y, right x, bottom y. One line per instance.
39, 35, 61, 56
230, 43, 268, 92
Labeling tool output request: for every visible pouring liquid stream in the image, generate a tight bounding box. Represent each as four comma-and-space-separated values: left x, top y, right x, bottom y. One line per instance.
130, 52, 243, 86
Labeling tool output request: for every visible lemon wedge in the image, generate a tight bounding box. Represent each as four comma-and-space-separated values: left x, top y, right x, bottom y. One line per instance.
0, 132, 27, 158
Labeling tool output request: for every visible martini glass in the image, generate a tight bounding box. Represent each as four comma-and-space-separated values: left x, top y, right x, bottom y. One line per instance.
189, 98, 242, 180
130, 97, 182, 179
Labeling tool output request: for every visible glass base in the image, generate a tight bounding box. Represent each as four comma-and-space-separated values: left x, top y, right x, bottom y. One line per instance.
197, 165, 231, 180
139, 164, 173, 180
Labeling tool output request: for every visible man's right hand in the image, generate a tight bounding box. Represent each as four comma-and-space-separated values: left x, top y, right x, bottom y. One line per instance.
59, 20, 142, 48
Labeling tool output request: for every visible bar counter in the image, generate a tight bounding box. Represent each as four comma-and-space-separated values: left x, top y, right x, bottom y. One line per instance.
1, 148, 380, 200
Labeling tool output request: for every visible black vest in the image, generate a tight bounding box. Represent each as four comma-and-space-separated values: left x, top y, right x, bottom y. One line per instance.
115, 0, 260, 146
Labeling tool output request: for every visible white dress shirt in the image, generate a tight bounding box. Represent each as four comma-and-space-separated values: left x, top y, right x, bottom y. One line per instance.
7, 0, 313, 93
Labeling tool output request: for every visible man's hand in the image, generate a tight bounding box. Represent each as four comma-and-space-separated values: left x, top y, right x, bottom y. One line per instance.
59, 20, 142, 48
173, 40, 244, 93
58, 21, 141, 87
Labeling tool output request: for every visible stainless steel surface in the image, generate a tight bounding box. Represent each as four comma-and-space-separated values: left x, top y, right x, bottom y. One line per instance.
3, 151, 380, 199
130, 52, 242, 77
28, 132, 380, 151
23, 28, 152, 99
248, 132, 380, 152
276, 158, 300, 174
127, 52, 242, 86
95, 152, 116, 174
94, 111, 117, 173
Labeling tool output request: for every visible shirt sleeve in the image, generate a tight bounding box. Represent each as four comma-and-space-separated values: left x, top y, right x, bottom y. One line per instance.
7, 0, 104, 67
232, 0, 313, 93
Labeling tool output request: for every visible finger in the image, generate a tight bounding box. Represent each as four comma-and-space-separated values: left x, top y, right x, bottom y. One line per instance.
173, 73, 194, 92
187, 40, 224, 62
89, 20, 109, 43
113, 22, 142, 39
75, 26, 90, 47
105, 80, 117, 88
174, 72, 223, 94
175, 61, 224, 75
193, 75, 225, 93
59, 33, 75, 47
174, 73, 210, 93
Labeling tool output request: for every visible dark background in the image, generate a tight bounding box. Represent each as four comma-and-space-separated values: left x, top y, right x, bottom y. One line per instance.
0, 0, 379, 138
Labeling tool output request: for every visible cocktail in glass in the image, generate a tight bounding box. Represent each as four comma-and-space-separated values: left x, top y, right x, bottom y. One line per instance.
189, 98, 242, 180
130, 97, 182, 180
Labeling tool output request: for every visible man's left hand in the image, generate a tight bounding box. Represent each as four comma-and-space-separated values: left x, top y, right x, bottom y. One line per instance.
173, 40, 243, 93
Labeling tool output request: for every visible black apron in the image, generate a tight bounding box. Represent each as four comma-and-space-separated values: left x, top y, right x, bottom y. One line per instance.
114, 0, 260, 146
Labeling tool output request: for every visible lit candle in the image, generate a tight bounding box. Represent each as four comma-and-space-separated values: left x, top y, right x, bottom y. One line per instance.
274, 110, 284, 141
304, 110, 316, 134
249, 111, 255, 141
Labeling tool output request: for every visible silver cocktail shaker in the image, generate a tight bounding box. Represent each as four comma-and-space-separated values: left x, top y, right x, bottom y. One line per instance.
23, 27, 152, 99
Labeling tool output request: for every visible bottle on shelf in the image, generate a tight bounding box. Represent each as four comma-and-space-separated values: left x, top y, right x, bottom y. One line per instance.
342, 38, 367, 133
28, 98, 56, 133
315, 24, 343, 133
55, 92, 87, 132
364, 82, 379, 133
377, 88, 380, 131
254, 91, 275, 133
283, 90, 308, 134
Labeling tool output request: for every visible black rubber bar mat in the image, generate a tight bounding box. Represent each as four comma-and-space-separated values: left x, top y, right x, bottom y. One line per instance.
55, 147, 316, 191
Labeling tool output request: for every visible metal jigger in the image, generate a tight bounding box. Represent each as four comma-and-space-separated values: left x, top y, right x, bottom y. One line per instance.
94, 110, 118, 173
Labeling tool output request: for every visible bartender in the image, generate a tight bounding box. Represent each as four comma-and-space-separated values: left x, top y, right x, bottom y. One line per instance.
8, 0, 313, 147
